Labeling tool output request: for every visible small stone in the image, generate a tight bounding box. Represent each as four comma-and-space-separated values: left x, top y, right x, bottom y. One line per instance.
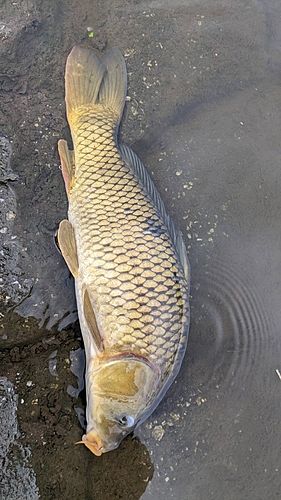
5, 211, 16, 221
152, 425, 165, 441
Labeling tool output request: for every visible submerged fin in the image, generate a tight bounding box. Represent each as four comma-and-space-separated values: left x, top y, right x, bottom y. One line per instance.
65, 46, 127, 127
83, 289, 104, 352
58, 139, 75, 195
119, 143, 190, 282
57, 220, 79, 278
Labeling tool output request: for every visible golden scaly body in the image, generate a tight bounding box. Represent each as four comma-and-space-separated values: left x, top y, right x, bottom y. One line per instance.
58, 46, 190, 455
69, 106, 189, 374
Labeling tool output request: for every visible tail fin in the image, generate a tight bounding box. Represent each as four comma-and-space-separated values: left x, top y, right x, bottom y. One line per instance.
65, 46, 127, 126
98, 48, 127, 124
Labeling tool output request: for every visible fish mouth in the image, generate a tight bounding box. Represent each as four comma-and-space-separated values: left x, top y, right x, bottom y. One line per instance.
76, 430, 104, 456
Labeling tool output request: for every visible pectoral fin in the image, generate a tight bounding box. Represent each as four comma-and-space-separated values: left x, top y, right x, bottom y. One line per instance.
84, 289, 104, 352
58, 139, 75, 196
57, 220, 79, 278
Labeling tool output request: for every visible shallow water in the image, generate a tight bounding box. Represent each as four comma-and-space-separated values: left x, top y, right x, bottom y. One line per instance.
1, 0, 281, 498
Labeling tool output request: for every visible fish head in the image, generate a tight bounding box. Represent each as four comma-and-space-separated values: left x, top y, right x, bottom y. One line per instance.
81, 357, 160, 455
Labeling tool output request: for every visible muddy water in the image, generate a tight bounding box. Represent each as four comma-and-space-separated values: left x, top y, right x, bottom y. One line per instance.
1, 0, 281, 498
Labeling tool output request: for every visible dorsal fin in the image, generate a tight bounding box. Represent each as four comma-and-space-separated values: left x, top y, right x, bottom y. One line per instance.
83, 289, 104, 353
57, 220, 79, 278
119, 143, 190, 282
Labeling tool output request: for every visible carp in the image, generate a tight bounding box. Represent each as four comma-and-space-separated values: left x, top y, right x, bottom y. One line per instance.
58, 46, 190, 455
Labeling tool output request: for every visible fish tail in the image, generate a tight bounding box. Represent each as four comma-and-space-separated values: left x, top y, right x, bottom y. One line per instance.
65, 46, 127, 128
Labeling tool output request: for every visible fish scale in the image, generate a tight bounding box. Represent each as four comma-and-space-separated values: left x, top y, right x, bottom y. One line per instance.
68, 111, 188, 371
58, 46, 190, 455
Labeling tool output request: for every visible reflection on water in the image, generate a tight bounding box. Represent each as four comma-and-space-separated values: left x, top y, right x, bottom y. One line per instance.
67, 347, 85, 398
48, 350, 58, 377
14, 267, 77, 332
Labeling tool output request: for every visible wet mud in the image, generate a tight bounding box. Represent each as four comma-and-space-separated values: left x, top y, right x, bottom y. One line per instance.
1, 0, 281, 499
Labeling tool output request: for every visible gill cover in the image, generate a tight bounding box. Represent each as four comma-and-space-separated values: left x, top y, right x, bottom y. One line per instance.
90, 358, 159, 399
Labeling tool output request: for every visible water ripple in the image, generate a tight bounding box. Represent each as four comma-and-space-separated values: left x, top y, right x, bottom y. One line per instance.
193, 260, 275, 387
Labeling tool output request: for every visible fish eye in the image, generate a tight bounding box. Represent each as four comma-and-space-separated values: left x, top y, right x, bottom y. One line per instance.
117, 415, 135, 428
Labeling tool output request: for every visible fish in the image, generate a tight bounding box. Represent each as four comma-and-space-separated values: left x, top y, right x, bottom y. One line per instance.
57, 46, 190, 456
